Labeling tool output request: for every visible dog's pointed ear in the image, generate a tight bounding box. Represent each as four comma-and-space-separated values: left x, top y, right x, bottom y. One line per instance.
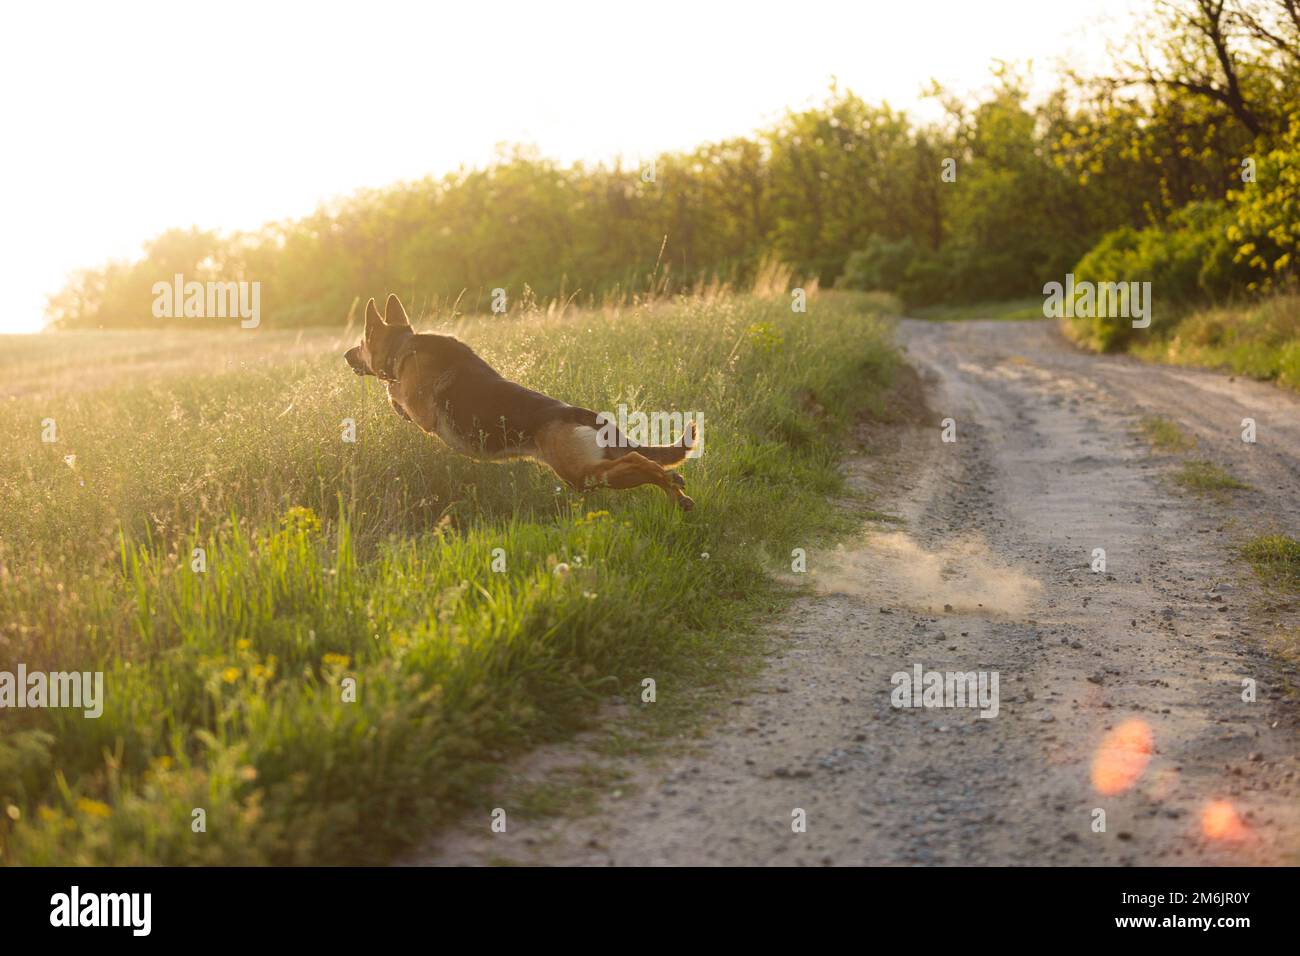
364, 297, 383, 337
384, 293, 410, 327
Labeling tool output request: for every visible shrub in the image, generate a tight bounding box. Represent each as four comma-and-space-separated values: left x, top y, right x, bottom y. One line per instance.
836, 235, 948, 309
1070, 201, 1254, 350
837, 236, 919, 295
1228, 113, 1300, 294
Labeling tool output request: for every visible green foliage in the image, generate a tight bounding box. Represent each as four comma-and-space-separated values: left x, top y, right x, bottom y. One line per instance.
1067, 143, 1300, 355
1228, 113, 1300, 293
42, 4, 1300, 339
837, 236, 909, 295
1069, 201, 1254, 350
46, 91, 952, 330
1070, 109, 1300, 371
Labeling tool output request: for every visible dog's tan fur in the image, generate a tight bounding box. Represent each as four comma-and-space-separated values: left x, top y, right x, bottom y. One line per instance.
345, 294, 694, 509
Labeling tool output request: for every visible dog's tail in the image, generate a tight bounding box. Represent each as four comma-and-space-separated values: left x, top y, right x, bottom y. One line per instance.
634, 421, 697, 468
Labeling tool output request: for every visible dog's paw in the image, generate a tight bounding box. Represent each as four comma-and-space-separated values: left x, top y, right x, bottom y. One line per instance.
676, 493, 695, 511
670, 473, 686, 489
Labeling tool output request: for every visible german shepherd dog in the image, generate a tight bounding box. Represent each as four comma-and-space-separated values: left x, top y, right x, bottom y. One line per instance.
344, 294, 695, 509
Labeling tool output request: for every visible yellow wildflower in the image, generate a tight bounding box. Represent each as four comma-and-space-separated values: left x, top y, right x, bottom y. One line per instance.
75, 797, 112, 818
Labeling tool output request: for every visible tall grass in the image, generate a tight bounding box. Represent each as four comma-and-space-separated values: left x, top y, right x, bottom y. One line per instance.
1129, 294, 1300, 392
0, 290, 898, 864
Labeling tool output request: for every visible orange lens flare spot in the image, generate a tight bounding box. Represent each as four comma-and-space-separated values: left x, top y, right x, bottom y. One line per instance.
1091, 719, 1154, 795
1201, 800, 1249, 841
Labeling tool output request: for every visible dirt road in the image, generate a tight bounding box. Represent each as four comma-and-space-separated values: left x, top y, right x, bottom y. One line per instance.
414, 318, 1300, 866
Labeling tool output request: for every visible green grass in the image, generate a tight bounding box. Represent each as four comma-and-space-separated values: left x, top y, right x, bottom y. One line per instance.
1134, 416, 1250, 497
0, 290, 898, 864
1171, 460, 1250, 494
911, 297, 1045, 322
1139, 415, 1197, 452
1240, 534, 1300, 595
1134, 416, 1250, 501
1126, 294, 1300, 393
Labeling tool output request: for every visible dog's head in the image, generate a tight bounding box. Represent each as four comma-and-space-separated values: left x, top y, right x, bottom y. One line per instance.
344, 294, 412, 379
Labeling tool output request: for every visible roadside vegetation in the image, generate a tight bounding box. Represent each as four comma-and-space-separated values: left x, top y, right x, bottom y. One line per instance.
1171, 460, 1251, 494
0, 289, 898, 864
1240, 534, 1300, 595
1136, 416, 1250, 496
1139, 416, 1198, 452
1131, 295, 1300, 392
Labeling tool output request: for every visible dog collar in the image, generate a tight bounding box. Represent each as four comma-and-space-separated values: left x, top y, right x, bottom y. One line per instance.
377, 330, 417, 383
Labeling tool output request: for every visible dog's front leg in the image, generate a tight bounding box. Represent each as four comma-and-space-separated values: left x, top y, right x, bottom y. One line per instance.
384, 384, 413, 422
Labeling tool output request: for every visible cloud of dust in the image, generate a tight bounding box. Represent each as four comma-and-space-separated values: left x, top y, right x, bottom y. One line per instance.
813, 531, 1042, 616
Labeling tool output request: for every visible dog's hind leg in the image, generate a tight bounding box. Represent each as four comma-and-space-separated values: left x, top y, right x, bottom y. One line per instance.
537, 421, 693, 510
581, 452, 694, 511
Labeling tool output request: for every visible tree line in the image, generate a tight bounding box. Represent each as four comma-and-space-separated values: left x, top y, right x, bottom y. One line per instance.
47, 0, 1300, 345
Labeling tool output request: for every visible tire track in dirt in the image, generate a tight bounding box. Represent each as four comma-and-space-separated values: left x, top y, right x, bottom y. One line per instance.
412, 319, 1300, 866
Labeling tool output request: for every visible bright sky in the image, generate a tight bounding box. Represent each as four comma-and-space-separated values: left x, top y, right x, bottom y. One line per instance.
0, 0, 1138, 333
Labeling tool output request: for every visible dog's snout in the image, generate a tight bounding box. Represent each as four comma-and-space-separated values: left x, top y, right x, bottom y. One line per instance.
344, 346, 368, 376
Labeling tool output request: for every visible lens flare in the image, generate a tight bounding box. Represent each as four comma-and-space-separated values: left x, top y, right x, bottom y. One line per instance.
1201, 800, 1249, 841
1091, 719, 1154, 795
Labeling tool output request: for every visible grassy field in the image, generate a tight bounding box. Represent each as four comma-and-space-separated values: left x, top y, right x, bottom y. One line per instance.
0, 290, 899, 864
